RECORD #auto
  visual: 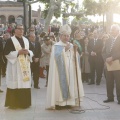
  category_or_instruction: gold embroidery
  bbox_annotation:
[11,36,30,82]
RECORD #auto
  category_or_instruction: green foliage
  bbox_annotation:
[38,0,50,3]
[43,9,48,19]
[54,12,61,18]
[51,19,61,25]
[17,0,23,2]
[62,14,69,18]
[83,0,98,15]
[83,0,120,16]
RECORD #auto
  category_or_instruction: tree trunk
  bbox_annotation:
[106,10,113,33]
[43,0,62,32]
[43,2,54,32]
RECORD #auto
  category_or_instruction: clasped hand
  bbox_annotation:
[18,48,29,55]
[106,57,113,65]
[65,43,71,51]
[91,51,96,56]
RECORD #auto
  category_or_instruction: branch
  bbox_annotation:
[51,0,61,10]
[26,0,39,5]
[62,12,84,16]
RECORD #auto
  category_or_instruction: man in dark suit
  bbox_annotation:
[88,29,104,85]
[29,33,41,89]
[1,32,10,77]
[0,38,3,92]
[103,24,120,104]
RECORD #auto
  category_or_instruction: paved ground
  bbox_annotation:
[0,76,120,120]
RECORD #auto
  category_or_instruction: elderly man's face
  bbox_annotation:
[60,34,70,43]
[110,27,119,38]
[29,34,36,42]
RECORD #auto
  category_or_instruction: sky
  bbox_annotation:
[32,2,44,11]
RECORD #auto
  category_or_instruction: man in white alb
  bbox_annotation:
[46,24,84,110]
[4,24,33,109]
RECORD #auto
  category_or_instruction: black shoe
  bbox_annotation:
[8,106,17,109]
[55,105,62,110]
[96,83,100,85]
[118,101,120,104]
[34,86,40,89]
[103,99,114,103]
[2,74,6,77]
[64,105,72,109]
[88,82,95,85]
[0,89,3,92]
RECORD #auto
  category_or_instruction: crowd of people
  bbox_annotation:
[0,22,120,110]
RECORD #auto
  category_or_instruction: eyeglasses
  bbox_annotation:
[16,28,24,30]
[30,29,34,31]
[62,34,70,38]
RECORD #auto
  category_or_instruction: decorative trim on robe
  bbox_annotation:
[11,36,30,82]
[54,45,70,100]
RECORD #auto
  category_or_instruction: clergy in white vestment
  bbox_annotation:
[4,24,33,109]
[46,24,84,110]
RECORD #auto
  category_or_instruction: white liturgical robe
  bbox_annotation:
[5,36,33,89]
[46,40,84,109]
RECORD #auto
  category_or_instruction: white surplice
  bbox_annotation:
[46,40,84,109]
[5,36,33,89]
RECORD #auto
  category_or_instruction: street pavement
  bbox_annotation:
[0,76,120,120]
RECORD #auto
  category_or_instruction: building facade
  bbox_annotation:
[0,1,40,25]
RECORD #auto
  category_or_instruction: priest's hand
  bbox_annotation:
[91,51,96,56]
[65,43,71,51]
[73,43,78,51]
[23,49,29,55]
[106,57,113,65]
[18,49,29,55]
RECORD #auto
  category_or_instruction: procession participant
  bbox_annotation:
[1,32,10,77]
[0,39,3,92]
[103,24,120,104]
[46,24,84,110]
[41,35,55,87]
[29,32,41,89]
[4,24,33,109]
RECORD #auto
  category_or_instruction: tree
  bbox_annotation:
[83,0,120,32]
[43,0,62,31]
[21,0,84,32]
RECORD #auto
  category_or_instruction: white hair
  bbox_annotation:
[111,24,120,31]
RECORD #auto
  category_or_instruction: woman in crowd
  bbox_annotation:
[81,36,90,83]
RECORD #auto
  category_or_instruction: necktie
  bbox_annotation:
[94,39,97,45]
[31,42,35,48]
[110,38,116,52]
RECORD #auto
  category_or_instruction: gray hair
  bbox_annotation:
[28,32,35,38]
[111,24,120,31]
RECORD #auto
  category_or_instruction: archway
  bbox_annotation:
[8,15,15,24]
[0,15,6,24]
